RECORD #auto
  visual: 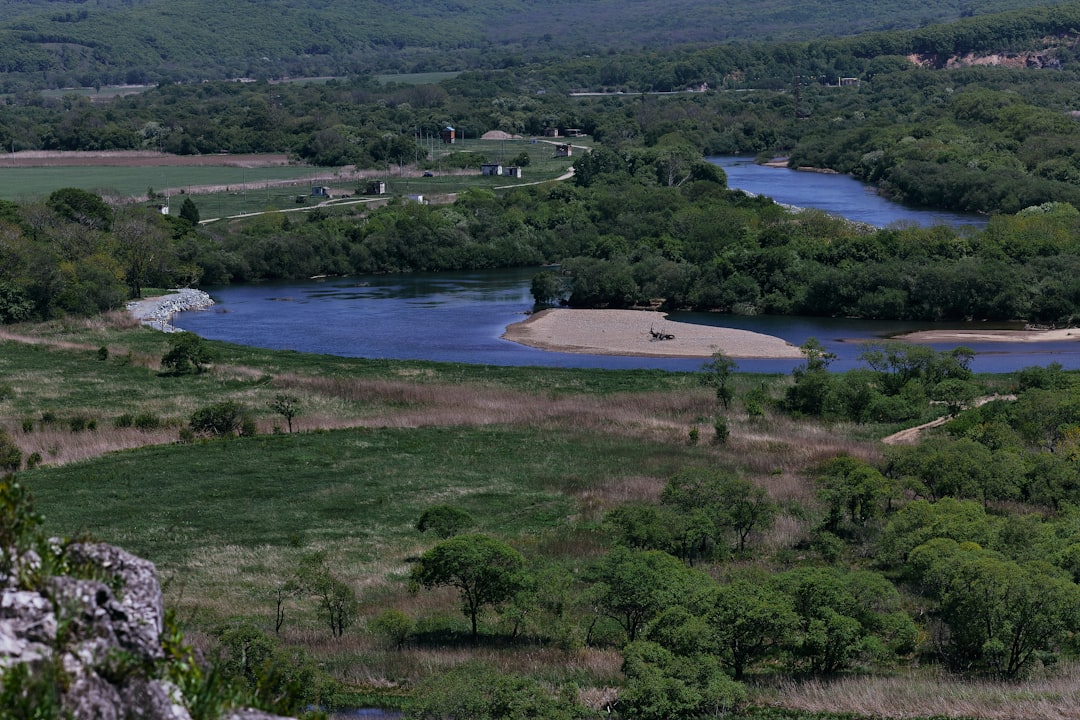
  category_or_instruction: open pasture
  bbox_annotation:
[0,162,333,202]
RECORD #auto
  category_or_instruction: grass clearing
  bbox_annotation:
[0,163,333,202]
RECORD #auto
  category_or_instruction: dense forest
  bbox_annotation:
[8,4,1080,216]
[0,0,1074,90]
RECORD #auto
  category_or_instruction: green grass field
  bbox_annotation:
[0,164,332,202]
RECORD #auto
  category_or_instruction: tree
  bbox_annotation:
[268,393,300,433]
[705,573,798,680]
[46,188,113,231]
[815,455,895,532]
[179,197,200,226]
[161,331,214,374]
[530,270,563,306]
[588,546,701,642]
[415,505,476,538]
[909,539,1080,677]
[112,208,171,299]
[700,351,736,409]
[298,554,359,638]
[662,469,777,554]
[410,534,524,644]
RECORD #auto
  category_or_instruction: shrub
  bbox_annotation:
[161,332,215,374]
[114,413,135,429]
[0,429,21,472]
[713,417,729,445]
[415,505,476,538]
[20,418,33,434]
[190,401,253,437]
[133,412,161,430]
[69,415,96,432]
[369,609,415,649]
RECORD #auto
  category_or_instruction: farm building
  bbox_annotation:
[544,127,560,137]
[311,186,332,197]
[554,144,572,157]
[440,126,456,144]
[481,163,503,176]
[365,180,387,195]
[504,166,523,178]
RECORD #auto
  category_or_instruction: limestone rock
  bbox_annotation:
[0,541,295,720]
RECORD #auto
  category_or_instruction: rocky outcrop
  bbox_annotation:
[0,541,293,720]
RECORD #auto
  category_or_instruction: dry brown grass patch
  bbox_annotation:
[770,669,1080,720]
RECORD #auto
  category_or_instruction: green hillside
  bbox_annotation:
[1,0,1077,89]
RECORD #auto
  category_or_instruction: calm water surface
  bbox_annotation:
[173,270,1080,373]
[174,161,1079,371]
[709,156,988,228]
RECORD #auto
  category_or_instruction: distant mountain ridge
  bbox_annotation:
[0,0,1076,89]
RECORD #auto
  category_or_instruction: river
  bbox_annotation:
[172,160,1079,372]
[709,157,988,228]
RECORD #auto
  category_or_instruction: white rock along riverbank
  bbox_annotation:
[125,289,214,332]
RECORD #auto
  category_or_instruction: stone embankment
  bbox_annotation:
[126,289,214,332]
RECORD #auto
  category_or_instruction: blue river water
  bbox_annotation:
[711,157,988,229]
[172,160,1080,373]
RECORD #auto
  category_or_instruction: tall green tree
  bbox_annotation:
[410,534,524,644]
[588,546,703,642]
[662,469,777,554]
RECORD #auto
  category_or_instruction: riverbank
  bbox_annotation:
[502,308,803,358]
[126,289,214,332]
[897,327,1080,344]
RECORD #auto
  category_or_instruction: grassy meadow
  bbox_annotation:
[0,313,851,688]
[0,164,333,203]
[6,314,1080,716]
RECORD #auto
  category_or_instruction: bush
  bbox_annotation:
[133,412,161,430]
[369,609,414,649]
[713,417,729,445]
[114,413,134,429]
[415,505,476,538]
[0,429,21,472]
[161,332,215,374]
[190,401,254,437]
[69,415,96,433]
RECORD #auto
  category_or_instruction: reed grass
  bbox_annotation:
[765,668,1080,719]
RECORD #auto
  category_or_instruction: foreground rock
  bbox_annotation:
[0,541,293,720]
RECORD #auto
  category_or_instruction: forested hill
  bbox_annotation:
[0,0,1076,89]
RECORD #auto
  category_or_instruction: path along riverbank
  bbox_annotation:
[126,289,214,332]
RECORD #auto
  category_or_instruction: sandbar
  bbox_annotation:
[897,327,1080,344]
[502,309,803,359]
